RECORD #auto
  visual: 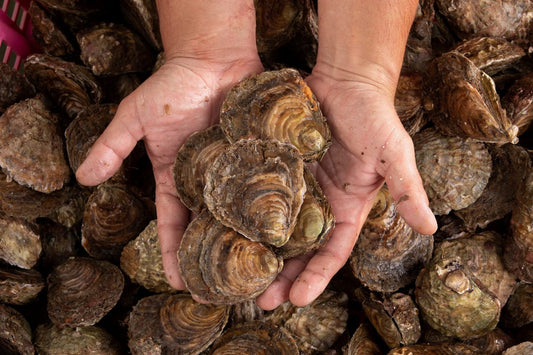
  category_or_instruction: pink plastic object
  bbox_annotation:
[0,0,39,69]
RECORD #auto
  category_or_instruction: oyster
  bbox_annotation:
[0,266,45,305]
[204,138,305,247]
[0,304,34,355]
[178,210,283,305]
[464,328,515,355]
[343,322,383,355]
[413,127,492,215]
[349,185,433,292]
[387,343,483,355]
[209,320,299,354]
[120,0,162,51]
[415,231,516,340]
[229,299,265,326]
[24,53,102,121]
[266,289,349,354]
[120,219,174,293]
[0,62,35,114]
[395,70,429,136]
[77,23,156,76]
[34,322,121,355]
[127,293,230,355]
[0,215,41,269]
[425,51,518,144]
[501,72,533,136]
[403,0,435,72]
[502,342,533,355]
[47,257,125,327]
[38,218,80,273]
[220,68,331,162]
[500,282,533,329]
[0,95,71,193]
[173,125,229,214]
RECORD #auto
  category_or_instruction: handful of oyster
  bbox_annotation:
[173,68,334,305]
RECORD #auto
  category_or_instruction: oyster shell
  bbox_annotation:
[403,0,435,72]
[34,322,121,355]
[47,257,125,327]
[209,320,299,354]
[425,51,518,144]
[120,0,162,51]
[415,231,516,340]
[77,23,156,76]
[38,218,80,273]
[501,72,533,136]
[395,70,429,136]
[500,282,533,329]
[343,322,383,355]
[127,293,230,355]
[178,210,283,305]
[0,95,71,193]
[0,304,34,355]
[173,125,229,214]
[120,219,174,293]
[464,328,515,355]
[0,62,35,114]
[349,186,433,292]
[0,215,41,269]
[413,127,492,215]
[387,342,483,355]
[0,266,45,305]
[502,342,533,355]
[204,138,306,247]
[220,68,331,162]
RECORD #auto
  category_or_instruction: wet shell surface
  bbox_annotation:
[47,256,125,327]
[178,210,283,305]
[0,96,71,193]
[220,68,331,162]
[204,138,306,247]
[127,293,230,355]
[414,127,492,215]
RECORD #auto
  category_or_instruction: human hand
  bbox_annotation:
[256,69,438,310]
[75,56,263,289]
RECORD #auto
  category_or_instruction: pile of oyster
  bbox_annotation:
[0,0,533,354]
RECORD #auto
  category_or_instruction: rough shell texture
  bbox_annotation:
[266,289,348,354]
[0,266,45,305]
[38,219,80,273]
[178,210,283,305]
[426,51,518,144]
[119,0,162,51]
[0,304,34,355]
[464,328,515,355]
[209,320,299,354]
[120,219,174,293]
[343,322,382,355]
[502,342,533,355]
[34,323,121,355]
[415,231,517,340]
[47,257,124,327]
[0,96,71,193]
[127,293,230,355]
[500,282,533,329]
[395,70,429,136]
[77,23,156,76]
[220,68,331,162]
[350,186,434,292]
[0,216,41,269]
[0,62,35,114]
[387,342,483,355]
[501,72,533,135]
[204,138,306,247]
[173,125,229,214]
[414,127,492,215]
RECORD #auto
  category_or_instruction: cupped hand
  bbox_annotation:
[256,69,438,310]
[76,56,263,289]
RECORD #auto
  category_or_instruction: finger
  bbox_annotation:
[76,100,143,186]
[255,252,313,310]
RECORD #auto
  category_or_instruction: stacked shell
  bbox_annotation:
[173,68,333,305]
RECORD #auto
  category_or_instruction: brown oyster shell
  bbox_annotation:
[178,210,283,305]
[355,288,421,349]
[0,304,35,355]
[0,215,41,269]
[229,299,265,326]
[0,62,35,114]
[209,320,299,354]
[395,70,429,136]
[77,23,156,76]
[502,72,533,136]
[120,0,162,51]
[403,0,435,72]
[64,103,117,173]
[34,322,121,355]
[426,51,518,144]
[349,186,434,292]
[414,127,492,215]
[81,180,152,262]
[464,328,515,355]
[265,289,348,354]
[38,218,80,273]
[220,68,331,162]
[0,95,71,193]
[388,342,483,355]
[120,219,174,293]
[276,166,334,259]
[204,138,306,247]
[343,322,383,355]
[504,166,533,282]
[128,293,230,355]
[502,342,533,355]
[47,256,125,327]
[0,266,45,305]
[173,125,229,214]
[24,53,102,120]
[414,231,517,340]
[500,282,533,329]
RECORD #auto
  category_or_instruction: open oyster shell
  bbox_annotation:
[0,215,41,269]
[349,186,433,292]
[414,127,492,215]
[47,257,125,327]
[127,293,230,355]
[415,231,517,340]
[220,68,331,162]
[204,138,306,247]
[0,62,35,114]
[178,210,283,305]
[0,304,34,355]
[0,266,45,305]
[0,95,71,193]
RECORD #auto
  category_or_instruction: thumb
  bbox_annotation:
[75,102,143,186]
